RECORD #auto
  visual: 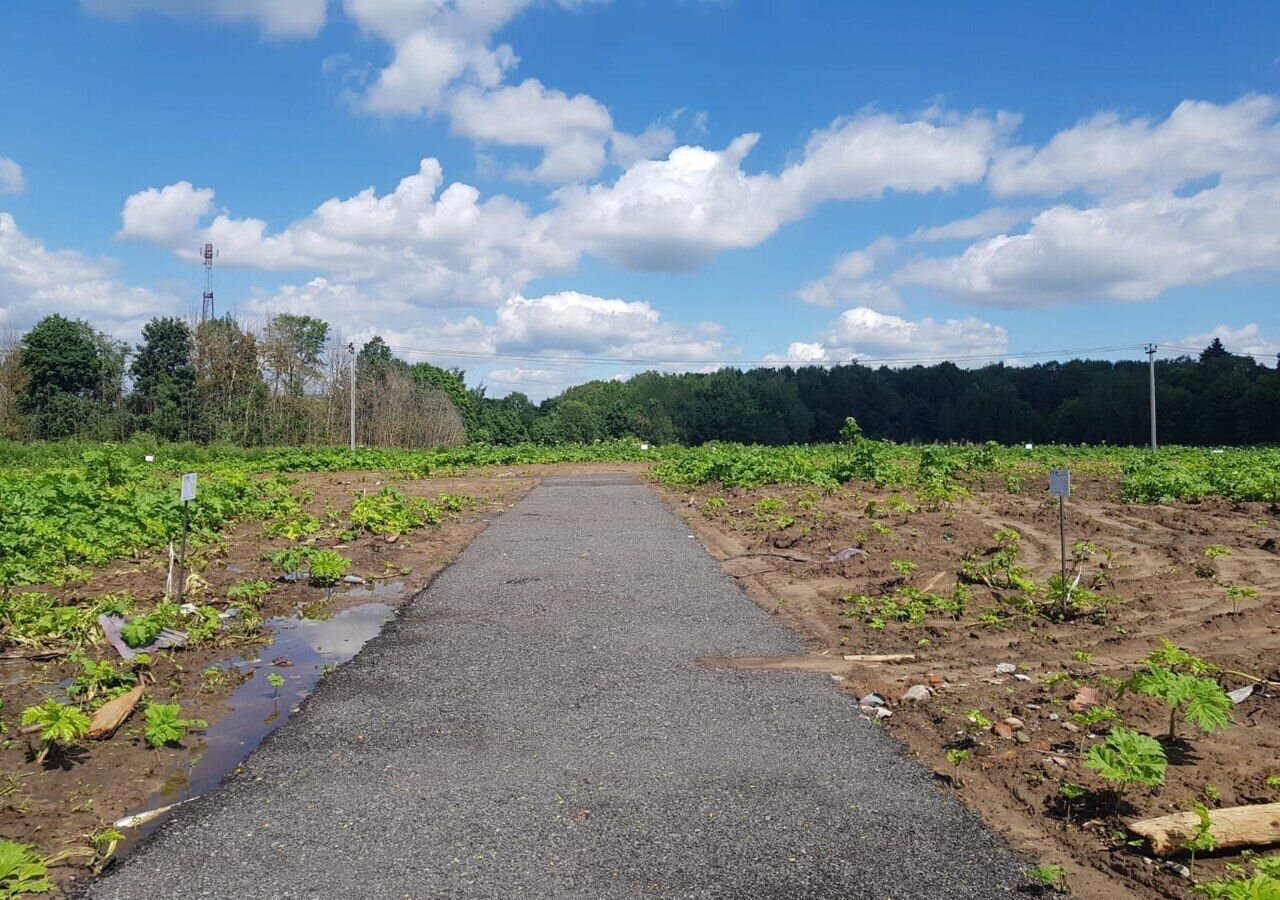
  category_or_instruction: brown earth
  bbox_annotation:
[0,467,545,893]
[657,475,1280,900]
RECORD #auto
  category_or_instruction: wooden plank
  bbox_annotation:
[87,685,144,740]
[842,653,916,663]
[1129,803,1280,856]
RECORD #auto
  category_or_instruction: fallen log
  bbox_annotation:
[1129,802,1280,856]
[87,685,144,740]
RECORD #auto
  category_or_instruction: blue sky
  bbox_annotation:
[1,1,1278,398]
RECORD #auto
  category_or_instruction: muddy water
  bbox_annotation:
[116,600,395,848]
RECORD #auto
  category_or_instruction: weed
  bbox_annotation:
[350,488,441,536]
[20,700,90,764]
[226,579,272,603]
[143,702,207,748]
[1125,666,1232,741]
[66,654,137,706]
[1203,545,1233,559]
[1195,857,1280,899]
[0,840,52,896]
[267,672,284,697]
[1224,584,1257,615]
[1027,864,1067,892]
[1059,783,1085,826]
[1181,802,1218,877]
[1084,727,1167,806]
[890,559,918,577]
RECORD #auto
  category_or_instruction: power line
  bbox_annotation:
[380,342,1146,369]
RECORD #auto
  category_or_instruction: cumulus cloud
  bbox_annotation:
[797,237,901,309]
[990,94,1280,199]
[120,159,575,309]
[1176,323,1279,365]
[897,179,1280,305]
[0,213,172,335]
[449,80,615,183]
[555,109,1003,270]
[81,0,327,38]
[767,307,1008,367]
[0,158,24,195]
[119,181,215,244]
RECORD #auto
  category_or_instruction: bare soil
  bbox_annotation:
[658,475,1280,900]
[0,468,538,893]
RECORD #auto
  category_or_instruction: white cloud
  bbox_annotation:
[1176,324,1279,364]
[796,237,901,310]
[81,0,327,38]
[0,213,171,335]
[897,179,1280,305]
[449,80,614,183]
[120,159,575,309]
[910,207,1036,243]
[0,158,24,195]
[768,307,1008,367]
[990,95,1280,198]
[119,181,215,244]
[555,109,1004,270]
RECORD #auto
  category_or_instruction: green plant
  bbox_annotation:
[0,840,53,897]
[267,672,284,697]
[1059,783,1085,826]
[143,702,207,748]
[20,700,91,764]
[1265,775,1280,790]
[226,579,272,602]
[307,549,351,585]
[1203,545,1233,559]
[1182,802,1218,876]
[1084,727,1167,803]
[1125,666,1233,740]
[1195,857,1280,899]
[1225,585,1257,615]
[960,529,1036,592]
[67,655,137,706]
[1027,864,1067,891]
[120,616,162,649]
[964,709,992,730]
[1071,650,1093,664]
[350,488,441,536]
[890,559,918,577]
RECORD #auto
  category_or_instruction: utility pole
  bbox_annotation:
[1145,343,1158,452]
[348,342,357,451]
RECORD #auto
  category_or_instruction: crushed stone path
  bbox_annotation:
[89,474,1028,899]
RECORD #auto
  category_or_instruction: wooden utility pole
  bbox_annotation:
[1145,343,1158,452]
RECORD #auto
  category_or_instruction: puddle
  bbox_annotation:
[340,579,405,600]
[115,601,393,849]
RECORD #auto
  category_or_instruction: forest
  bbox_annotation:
[1,312,1277,448]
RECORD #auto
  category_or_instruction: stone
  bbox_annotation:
[902,685,932,702]
[994,662,1017,675]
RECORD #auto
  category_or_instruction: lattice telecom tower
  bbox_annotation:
[200,243,217,322]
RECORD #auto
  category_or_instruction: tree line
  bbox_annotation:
[1,312,1275,448]
[0,314,464,446]
[471,340,1279,447]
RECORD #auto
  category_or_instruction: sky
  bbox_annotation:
[1,0,1278,399]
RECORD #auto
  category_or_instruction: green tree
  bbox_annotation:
[18,314,126,439]
[130,317,195,440]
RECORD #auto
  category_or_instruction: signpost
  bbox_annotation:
[176,474,196,603]
[1048,468,1070,615]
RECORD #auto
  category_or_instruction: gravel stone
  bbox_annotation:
[89,475,1028,900]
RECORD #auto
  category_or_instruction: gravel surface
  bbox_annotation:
[88,475,1029,899]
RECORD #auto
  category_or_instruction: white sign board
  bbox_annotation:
[1048,468,1070,497]
[180,473,198,503]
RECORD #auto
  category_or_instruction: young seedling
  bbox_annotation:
[1224,585,1257,615]
[20,700,90,765]
[1026,864,1067,893]
[267,672,285,699]
[945,748,968,785]
[1058,783,1085,827]
[1181,802,1217,877]
[1084,727,1167,811]
[143,702,207,749]
[1125,666,1232,741]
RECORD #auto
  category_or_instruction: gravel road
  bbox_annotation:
[88,474,1029,899]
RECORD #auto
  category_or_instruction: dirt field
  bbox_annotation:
[0,468,545,893]
[658,474,1280,899]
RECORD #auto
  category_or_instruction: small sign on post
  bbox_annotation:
[1048,468,1070,615]
[176,474,197,603]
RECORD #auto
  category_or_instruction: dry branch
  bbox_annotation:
[1129,802,1280,856]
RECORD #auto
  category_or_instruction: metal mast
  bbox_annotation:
[200,243,217,323]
